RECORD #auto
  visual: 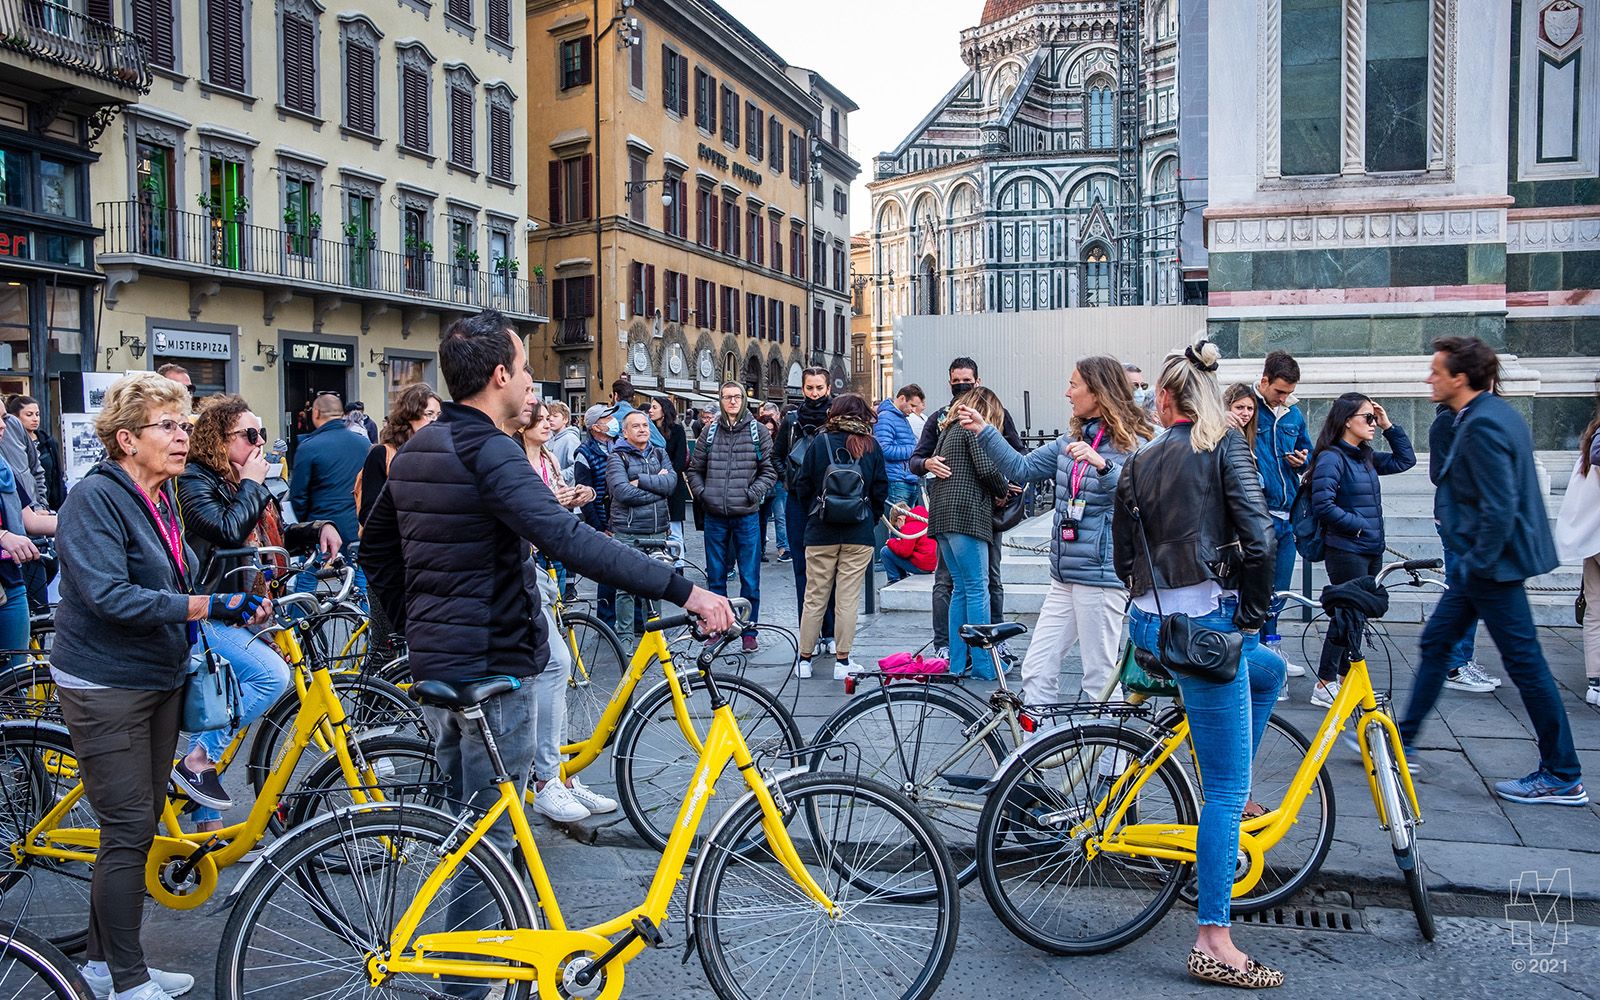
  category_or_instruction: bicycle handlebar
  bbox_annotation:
[644,597,751,641]
[1376,558,1444,587]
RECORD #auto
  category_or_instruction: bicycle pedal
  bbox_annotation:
[632,916,665,949]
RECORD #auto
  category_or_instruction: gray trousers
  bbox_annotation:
[931,533,1005,648]
[58,685,183,994]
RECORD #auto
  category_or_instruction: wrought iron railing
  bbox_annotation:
[100,199,548,320]
[554,319,592,347]
[0,0,151,91]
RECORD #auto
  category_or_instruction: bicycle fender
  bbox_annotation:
[0,719,73,744]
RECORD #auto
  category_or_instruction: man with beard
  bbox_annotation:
[775,367,836,653]
[909,357,1025,664]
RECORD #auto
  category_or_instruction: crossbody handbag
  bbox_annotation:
[1124,452,1243,684]
[183,631,241,733]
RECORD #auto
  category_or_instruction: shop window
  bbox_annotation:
[0,285,28,377]
[0,149,29,208]
[386,356,432,411]
[37,159,79,219]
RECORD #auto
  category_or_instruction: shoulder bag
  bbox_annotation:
[1124,452,1243,684]
[183,629,241,733]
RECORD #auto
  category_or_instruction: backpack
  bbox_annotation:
[784,417,817,488]
[1289,471,1324,562]
[704,418,763,460]
[810,435,871,526]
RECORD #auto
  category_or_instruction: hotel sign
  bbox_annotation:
[697,143,763,188]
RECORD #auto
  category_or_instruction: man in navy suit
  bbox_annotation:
[1399,336,1585,806]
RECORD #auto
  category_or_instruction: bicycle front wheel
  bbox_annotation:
[1367,721,1435,940]
[692,772,959,1000]
[975,722,1199,955]
[809,681,1004,886]
[215,805,536,1000]
[0,925,94,999]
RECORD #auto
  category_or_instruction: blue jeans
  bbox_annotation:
[1129,600,1284,927]
[762,484,789,553]
[785,499,833,640]
[0,582,28,666]
[1436,528,1476,670]
[704,513,760,635]
[1400,561,1581,783]
[936,533,990,678]
[290,547,368,612]
[886,479,921,510]
[1264,516,1296,636]
[879,545,927,585]
[188,621,292,823]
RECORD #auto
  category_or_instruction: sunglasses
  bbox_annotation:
[1130,382,1149,391]
[228,427,264,445]
[1356,413,1378,426]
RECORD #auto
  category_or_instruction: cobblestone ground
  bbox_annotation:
[124,528,1598,998]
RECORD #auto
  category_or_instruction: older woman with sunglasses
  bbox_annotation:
[54,374,275,1000]
[174,394,341,830]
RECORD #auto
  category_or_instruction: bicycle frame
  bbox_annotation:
[375,697,836,998]
[557,623,705,780]
[18,628,383,909]
[1079,652,1423,897]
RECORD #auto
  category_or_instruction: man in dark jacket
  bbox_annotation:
[689,381,775,651]
[363,311,733,882]
[1399,336,1584,806]
[775,367,835,648]
[289,393,370,599]
[1426,403,1497,693]
[910,357,1025,661]
[606,409,675,644]
[573,403,618,628]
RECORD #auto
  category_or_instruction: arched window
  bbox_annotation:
[1082,244,1111,307]
[917,256,938,315]
[1087,80,1114,149]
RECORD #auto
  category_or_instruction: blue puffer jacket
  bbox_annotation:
[874,398,919,484]
[1309,425,1416,555]
[976,418,1133,588]
[1252,392,1313,512]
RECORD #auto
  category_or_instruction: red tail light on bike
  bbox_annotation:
[1019,713,1037,733]
[843,676,857,695]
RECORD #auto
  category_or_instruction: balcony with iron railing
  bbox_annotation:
[99,199,548,324]
[0,0,151,96]
[552,319,593,350]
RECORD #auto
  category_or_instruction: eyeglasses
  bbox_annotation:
[1357,413,1378,426]
[721,393,744,401]
[137,418,188,436]
[227,427,263,445]
[1130,382,1149,391]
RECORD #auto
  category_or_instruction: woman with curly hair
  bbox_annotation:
[175,393,341,831]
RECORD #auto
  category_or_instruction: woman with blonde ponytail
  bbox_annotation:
[1112,334,1286,989]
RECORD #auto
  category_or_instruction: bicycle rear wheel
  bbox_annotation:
[975,722,1198,955]
[0,722,92,954]
[613,672,802,855]
[692,771,959,1000]
[214,805,536,1000]
[809,681,1004,886]
[559,610,626,743]
[0,925,94,999]
[1366,721,1435,940]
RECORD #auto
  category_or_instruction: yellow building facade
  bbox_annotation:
[89,0,543,440]
[526,0,851,411]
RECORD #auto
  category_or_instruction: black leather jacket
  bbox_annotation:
[176,461,328,594]
[1113,424,1276,631]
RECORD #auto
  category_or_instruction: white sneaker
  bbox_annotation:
[531,781,590,823]
[1262,636,1305,677]
[1588,679,1600,707]
[932,646,949,662]
[794,658,813,679]
[833,659,862,681]
[565,777,617,815]
[1277,685,1289,702]
[1445,661,1499,693]
[1309,679,1341,709]
[92,967,193,1000]
[820,638,837,655]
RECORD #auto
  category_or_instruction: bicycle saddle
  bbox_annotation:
[411,676,522,710]
[958,622,1028,648]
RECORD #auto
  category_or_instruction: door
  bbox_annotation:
[208,157,246,269]
[135,142,173,257]
[348,194,374,289]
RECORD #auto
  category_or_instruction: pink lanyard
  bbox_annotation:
[1068,426,1106,499]
[133,482,185,578]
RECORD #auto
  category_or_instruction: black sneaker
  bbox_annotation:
[171,761,233,811]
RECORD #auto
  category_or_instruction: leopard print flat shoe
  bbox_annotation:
[1187,949,1285,989]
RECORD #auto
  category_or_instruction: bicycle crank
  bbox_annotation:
[144,836,219,908]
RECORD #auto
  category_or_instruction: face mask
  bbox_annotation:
[1132,387,1154,409]
[950,382,975,400]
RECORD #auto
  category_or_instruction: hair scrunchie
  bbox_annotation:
[1184,343,1220,373]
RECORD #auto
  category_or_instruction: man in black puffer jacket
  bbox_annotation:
[363,311,733,869]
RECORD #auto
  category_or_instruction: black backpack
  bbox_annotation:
[810,435,871,526]
[1289,470,1324,562]
[784,418,818,489]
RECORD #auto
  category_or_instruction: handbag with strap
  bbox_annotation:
[182,630,241,733]
[1124,453,1243,684]
[992,486,1027,534]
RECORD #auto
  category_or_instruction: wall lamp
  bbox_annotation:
[624,177,674,207]
[257,340,279,367]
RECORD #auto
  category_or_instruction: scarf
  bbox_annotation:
[797,395,832,432]
[826,416,874,439]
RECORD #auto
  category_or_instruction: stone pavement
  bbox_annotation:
[130,528,1600,997]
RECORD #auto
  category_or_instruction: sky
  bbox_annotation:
[713,0,976,235]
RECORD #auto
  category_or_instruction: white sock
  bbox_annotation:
[83,961,110,977]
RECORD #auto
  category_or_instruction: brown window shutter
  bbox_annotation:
[86,0,113,25]
[709,196,719,250]
[661,45,671,109]
[579,154,593,220]
[489,104,512,181]
[487,0,509,40]
[450,86,474,167]
[447,0,470,21]
[581,276,596,317]
[629,262,641,315]
[403,66,429,151]
[644,264,656,316]
[283,15,315,114]
[132,0,175,70]
[346,43,375,133]
[207,0,246,90]
[677,55,689,116]
[548,161,562,225]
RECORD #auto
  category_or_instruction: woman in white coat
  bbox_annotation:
[1555,399,1600,707]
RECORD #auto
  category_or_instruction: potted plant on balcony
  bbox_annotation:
[404,234,432,256]
[492,255,520,277]
[307,212,321,237]
[283,206,299,233]
[232,196,249,220]
[197,193,223,217]
[532,264,544,279]
[454,245,480,268]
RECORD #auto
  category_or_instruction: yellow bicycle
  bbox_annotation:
[214,611,960,1000]
[975,559,1440,953]
[0,560,437,953]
